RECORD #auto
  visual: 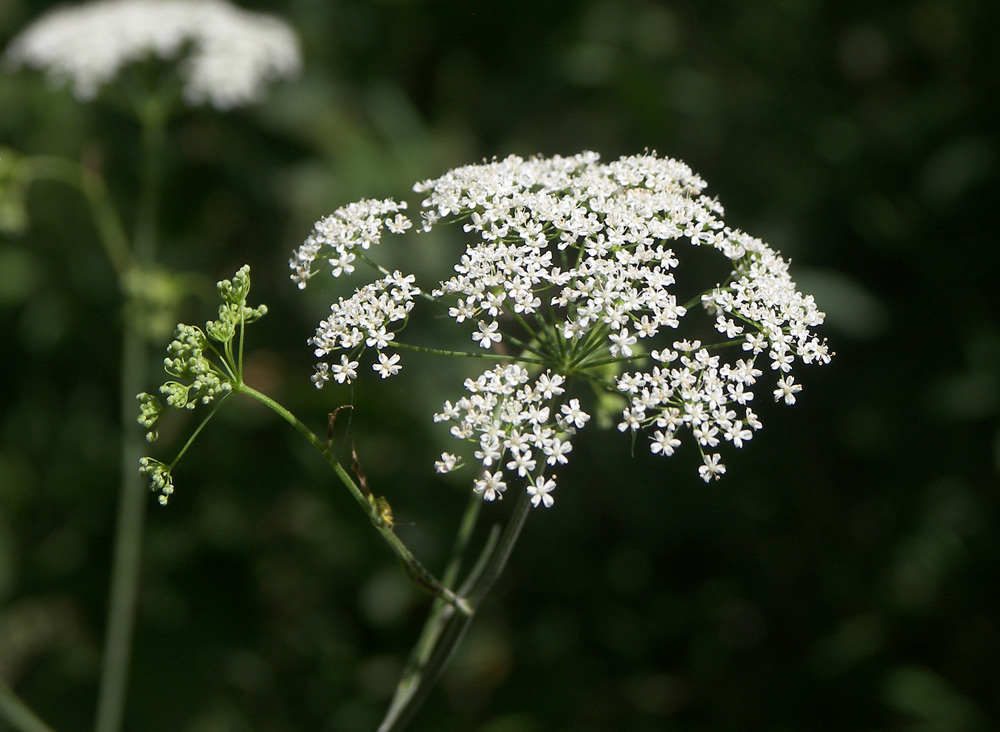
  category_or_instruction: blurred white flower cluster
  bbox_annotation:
[292,152,832,502]
[2,0,301,109]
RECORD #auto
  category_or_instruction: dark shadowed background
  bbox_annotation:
[1,1,998,731]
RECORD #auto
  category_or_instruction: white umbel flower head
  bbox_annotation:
[2,0,301,109]
[294,152,832,504]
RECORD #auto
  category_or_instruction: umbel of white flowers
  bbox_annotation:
[291,151,832,506]
[2,0,301,109]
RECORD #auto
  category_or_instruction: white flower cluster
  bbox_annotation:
[291,198,410,289]
[309,271,420,386]
[418,151,699,355]
[433,365,588,507]
[2,0,301,109]
[293,151,831,503]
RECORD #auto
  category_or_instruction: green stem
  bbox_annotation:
[0,678,59,732]
[95,101,168,732]
[232,383,470,613]
[567,323,612,370]
[133,103,168,262]
[381,490,483,722]
[167,394,231,471]
[377,491,533,732]
[388,340,547,366]
[94,319,146,732]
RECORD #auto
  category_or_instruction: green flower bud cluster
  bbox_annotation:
[137,265,266,503]
[205,265,268,343]
[136,323,232,443]
[163,324,231,407]
[138,458,174,506]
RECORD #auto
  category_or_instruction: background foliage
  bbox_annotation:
[1,0,998,730]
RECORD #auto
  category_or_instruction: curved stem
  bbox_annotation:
[232,383,469,613]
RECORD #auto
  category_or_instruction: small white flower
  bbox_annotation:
[527,476,556,508]
[560,399,590,429]
[617,406,643,433]
[506,450,536,478]
[609,328,637,358]
[773,375,802,405]
[434,400,460,422]
[471,320,502,348]
[536,372,565,399]
[474,471,507,501]
[310,363,329,388]
[448,299,476,323]
[544,437,572,465]
[373,351,401,379]
[698,453,726,482]
[434,452,460,473]
[724,420,753,449]
[331,355,359,384]
[385,213,412,234]
[650,430,681,456]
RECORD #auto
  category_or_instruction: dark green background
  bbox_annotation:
[2,0,998,730]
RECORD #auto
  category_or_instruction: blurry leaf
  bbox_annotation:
[0,148,29,234]
[0,246,39,303]
[794,266,888,339]
[883,665,988,730]
[919,136,994,209]
[808,615,884,676]
[889,479,979,609]
[928,325,1000,420]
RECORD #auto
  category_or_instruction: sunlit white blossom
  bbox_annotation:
[293,151,831,505]
[527,476,556,508]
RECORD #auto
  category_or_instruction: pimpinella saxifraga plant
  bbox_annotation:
[136,151,831,732]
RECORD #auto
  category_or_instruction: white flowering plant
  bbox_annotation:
[2,0,301,109]
[126,151,830,731]
[0,4,301,732]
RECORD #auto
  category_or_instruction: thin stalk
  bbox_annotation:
[0,678,59,732]
[94,320,145,732]
[382,491,483,721]
[133,103,168,262]
[166,395,231,470]
[233,383,470,613]
[499,331,550,361]
[95,101,167,732]
[388,341,548,366]
[567,327,611,370]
